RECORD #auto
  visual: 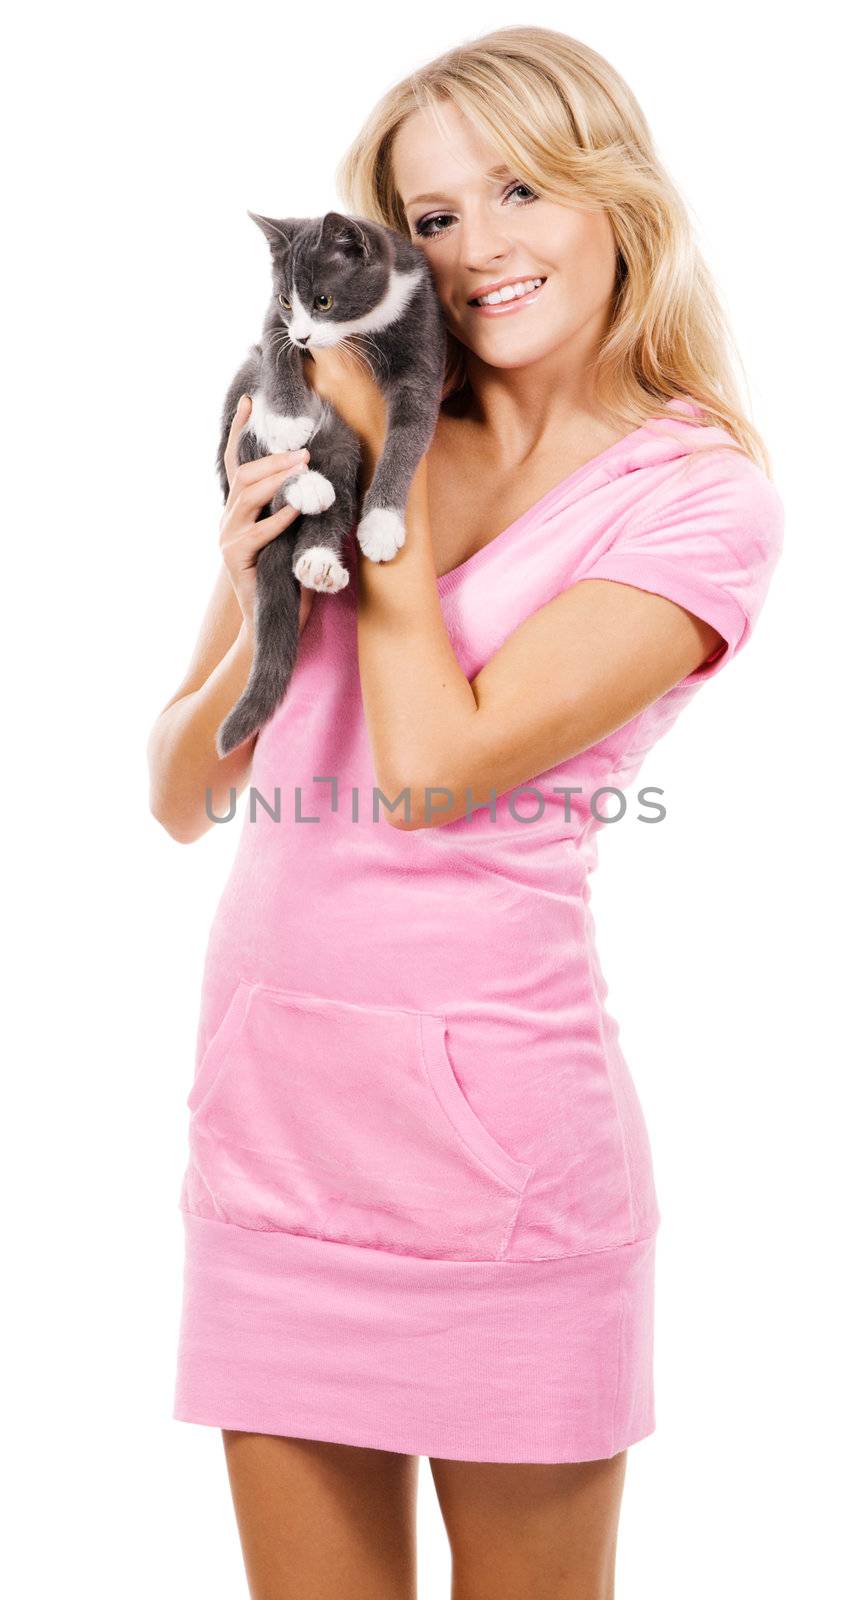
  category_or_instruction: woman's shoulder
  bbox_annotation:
[566,402,786,683]
[622,399,785,553]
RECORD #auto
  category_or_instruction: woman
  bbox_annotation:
[149,26,784,1599]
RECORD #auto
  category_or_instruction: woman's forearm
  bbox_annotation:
[148,623,258,843]
[355,456,480,826]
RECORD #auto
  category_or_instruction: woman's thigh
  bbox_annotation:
[221,1430,420,1600]
[428,1450,628,1600]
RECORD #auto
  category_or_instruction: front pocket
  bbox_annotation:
[187,984,533,1260]
[186,981,256,1116]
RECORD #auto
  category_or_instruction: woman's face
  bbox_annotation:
[392,99,619,375]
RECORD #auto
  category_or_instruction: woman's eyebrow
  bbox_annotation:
[404,163,513,208]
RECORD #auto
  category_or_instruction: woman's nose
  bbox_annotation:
[459,214,513,271]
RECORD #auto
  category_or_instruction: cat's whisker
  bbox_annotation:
[272,333,294,373]
[350,332,392,384]
[329,341,372,385]
[339,335,384,386]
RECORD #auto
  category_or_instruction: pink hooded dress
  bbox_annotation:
[172,398,784,1463]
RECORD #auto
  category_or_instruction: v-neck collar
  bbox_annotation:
[435,399,699,596]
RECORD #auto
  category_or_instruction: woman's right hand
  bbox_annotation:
[219,393,316,635]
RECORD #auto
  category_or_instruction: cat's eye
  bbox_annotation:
[278,292,291,311]
[314,294,334,312]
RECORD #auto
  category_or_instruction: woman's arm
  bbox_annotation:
[147,569,260,843]
[355,453,722,830]
[148,397,313,843]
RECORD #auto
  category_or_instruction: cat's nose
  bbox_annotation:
[295,334,310,345]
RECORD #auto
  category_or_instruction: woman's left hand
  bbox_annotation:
[303,345,387,484]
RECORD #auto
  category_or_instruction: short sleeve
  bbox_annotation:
[574,448,785,686]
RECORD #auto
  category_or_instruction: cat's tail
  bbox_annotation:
[216,535,301,758]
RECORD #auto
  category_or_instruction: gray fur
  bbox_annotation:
[215,210,447,757]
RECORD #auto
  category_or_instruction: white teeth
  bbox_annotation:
[474,277,542,307]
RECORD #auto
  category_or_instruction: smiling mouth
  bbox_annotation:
[468,276,547,307]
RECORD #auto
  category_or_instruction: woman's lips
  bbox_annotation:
[467,278,547,316]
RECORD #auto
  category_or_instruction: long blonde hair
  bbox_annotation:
[335,25,773,478]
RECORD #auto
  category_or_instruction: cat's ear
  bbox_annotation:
[318,211,371,259]
[247,211,296,256]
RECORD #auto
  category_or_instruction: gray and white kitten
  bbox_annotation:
[215,209,447,758]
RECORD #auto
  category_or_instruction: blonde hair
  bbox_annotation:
[335,25,773,478]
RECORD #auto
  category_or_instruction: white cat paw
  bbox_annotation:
[285,470,336,514]
[247,395,317,453]
[283,415,316,448]
[293,546,350,593]
[357,507,406,562]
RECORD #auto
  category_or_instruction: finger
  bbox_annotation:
[230,448,310,490]
[242,498,304,556]
[223,393,253,482]
[227,464,312,512]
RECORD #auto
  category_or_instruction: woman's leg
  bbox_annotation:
[221,1430,420,1600]
[428,1449,628,1600]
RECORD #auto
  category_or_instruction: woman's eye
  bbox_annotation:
[413,182,537,241]
[415,213,454,240]
[507,182,537,204]
[314,293,334,311]
[278,293,291,311]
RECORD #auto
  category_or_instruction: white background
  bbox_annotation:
[4,2,859,1595]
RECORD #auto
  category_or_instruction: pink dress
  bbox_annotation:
[173,398,784,1463]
